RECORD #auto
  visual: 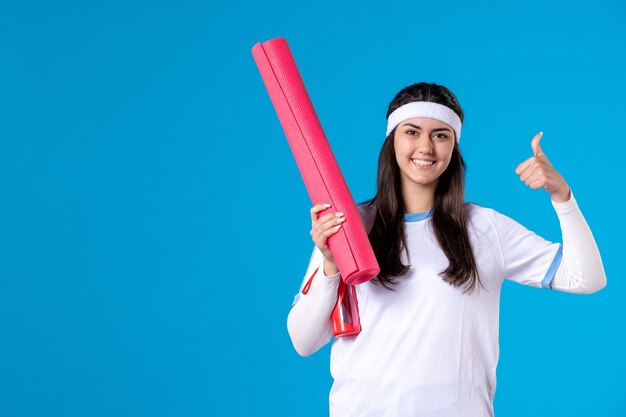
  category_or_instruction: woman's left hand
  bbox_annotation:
[514,132,571,203]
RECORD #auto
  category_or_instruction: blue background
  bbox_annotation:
[1,0,624,416]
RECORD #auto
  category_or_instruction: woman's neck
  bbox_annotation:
[402,181,437,213]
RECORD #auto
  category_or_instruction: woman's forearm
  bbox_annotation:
[550,191,607,294]
[287,255,341,357]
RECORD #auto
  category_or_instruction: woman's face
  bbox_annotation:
[393,117,456,191]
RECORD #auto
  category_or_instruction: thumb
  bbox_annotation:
[531,131,544,156]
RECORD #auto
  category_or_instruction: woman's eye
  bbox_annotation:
[434,134,449,139]
[406,130,417,135]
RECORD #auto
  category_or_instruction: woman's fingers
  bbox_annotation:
[519,160,541,182]
[313,212,346,241]
[310,203,331,224]
[531,132,544,156]
[322,223,343,241]
[514,156,534,176]
[309,204,346,252]
[517,157,563,193]
[319,211,345,226]
[517,156,551,183]
[524,170,546,189]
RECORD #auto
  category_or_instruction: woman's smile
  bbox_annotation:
[411,158,436,167]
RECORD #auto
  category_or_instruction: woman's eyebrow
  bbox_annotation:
[402,123,452,133]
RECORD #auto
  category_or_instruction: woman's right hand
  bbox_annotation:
[310,203,346,265]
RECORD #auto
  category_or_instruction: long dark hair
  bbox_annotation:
[366,82,482,293]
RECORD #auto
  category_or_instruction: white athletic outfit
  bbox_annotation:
[287,191,606,417]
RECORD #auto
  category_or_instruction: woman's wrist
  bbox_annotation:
[550,185,571,203]
[323,257,340,278]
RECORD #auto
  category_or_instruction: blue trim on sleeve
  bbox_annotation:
[292,293,301,306]
[541,244,563,289]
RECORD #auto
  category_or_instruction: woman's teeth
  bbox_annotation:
[411,159,435,166]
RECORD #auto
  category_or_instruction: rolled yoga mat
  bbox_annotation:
[251,37,379,285]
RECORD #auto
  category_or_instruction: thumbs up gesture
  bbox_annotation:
[514,132,571,203]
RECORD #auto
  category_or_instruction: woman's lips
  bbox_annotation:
[411,158,435,167]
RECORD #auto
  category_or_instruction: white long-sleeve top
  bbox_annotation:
[287,191,606,417]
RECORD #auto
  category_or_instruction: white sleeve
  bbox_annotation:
[489,206,563,289]
[287,246,341,357]
[549,191,607,294]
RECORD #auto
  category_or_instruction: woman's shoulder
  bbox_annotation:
[465,201,498,218]
[465,202,508,230]
[356,198,376,209]
[465,202,525,235]
[356,198,377,232]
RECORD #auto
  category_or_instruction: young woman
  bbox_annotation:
[286,82,606,417]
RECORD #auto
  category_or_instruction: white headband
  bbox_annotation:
[386,101,462,142]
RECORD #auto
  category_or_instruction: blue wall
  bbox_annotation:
[1,0,624,415]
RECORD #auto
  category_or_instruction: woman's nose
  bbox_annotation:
[416,136,434,154]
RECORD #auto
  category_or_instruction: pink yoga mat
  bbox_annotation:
[251,37,379,285]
